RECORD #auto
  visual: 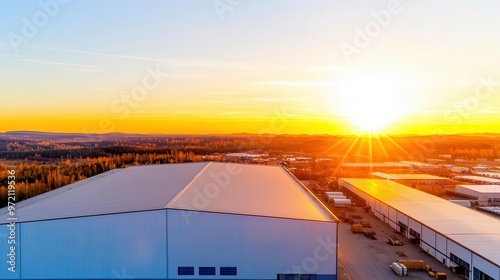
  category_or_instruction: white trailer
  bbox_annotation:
[332,198,352,207]
[449,200,472,207]
[328,195,347,203]
[390,262,407,276]
[326,191,343,195]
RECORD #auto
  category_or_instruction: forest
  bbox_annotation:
[1,131,499,206]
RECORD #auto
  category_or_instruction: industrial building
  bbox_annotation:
[474,172,500,179]
[455,185,500,205]
[341,162,409,168]
[370,172,449,185]
[339,178,500,280]
[0,162,337,280]
[454,175,500,185]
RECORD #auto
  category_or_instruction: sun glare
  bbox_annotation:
[335,72,413,134]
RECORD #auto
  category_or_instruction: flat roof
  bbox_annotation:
[400,161,438,167]
[341,162,409,167]
[474,172,500,178]
[371,172,448,180]
[340,178,500,266]
[0,162,333,223]
[456,185,500,194]
[454,175,500,184]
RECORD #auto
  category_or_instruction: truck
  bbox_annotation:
[360,219,371,227]
[351,224,364,233]
[390,262,407,276]
[398,260,425,270]
[435,272,447,280]
[388,235,403,246]
[327,195,347,204]
[332,198,352,207]
[363,230,376,239]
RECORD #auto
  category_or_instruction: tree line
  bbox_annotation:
[0,151,201,207]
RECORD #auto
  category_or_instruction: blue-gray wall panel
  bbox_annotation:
[167,210,337,279]
[20,210,167,279]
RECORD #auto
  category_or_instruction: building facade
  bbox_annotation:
[340,178,500,280]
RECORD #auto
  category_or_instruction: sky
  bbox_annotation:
[1,0,499,135]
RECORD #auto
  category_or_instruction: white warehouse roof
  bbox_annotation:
[454,175,500,184]
[371,172,447,180]
[456,185,500,194]
[0,162,333,223]
[340,178,500,266]
[341,162,408,167]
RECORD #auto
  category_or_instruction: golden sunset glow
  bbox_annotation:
[335,71,414,133]
[1,1,499,135]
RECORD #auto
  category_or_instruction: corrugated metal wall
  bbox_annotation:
[1,209,337,280]
[472,253,500,280]
[19,210,167,279]
[167,209,337,279]
[388,206,397,229]
[436,233,448,265]
[421,225,436,257]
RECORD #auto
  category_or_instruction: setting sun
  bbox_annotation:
[335,72,415,133]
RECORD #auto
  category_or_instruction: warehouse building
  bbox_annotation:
[370,172,449,185]
[0,162,337,280]
[341,162,409,169]
[339,178,500,280]
[455,185,500,206]
[454,175,500,185]
[474,172,500,179]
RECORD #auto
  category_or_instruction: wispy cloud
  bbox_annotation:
[87,87,126,94]
[26,45,252,70]
[19,58,102,72]
[304,65,347,73]
[251,80,333,87]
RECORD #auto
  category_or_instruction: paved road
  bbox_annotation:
[337,208,467,280]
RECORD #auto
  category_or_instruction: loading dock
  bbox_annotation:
[339,178,500,280]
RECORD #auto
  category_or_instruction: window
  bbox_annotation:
[398,221,407,235]
[220,267,237,276]
[178,267,194,275]
[199,267,216,275]
[409,228,420,239]
[473,268,495,280]
[450,253,470,277]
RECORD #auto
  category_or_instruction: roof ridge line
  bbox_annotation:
[164,161,212,208]
[281,166,338,222]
